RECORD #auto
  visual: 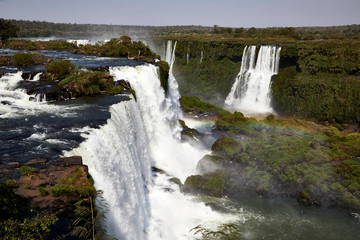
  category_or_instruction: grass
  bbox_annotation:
[20,166,39,176]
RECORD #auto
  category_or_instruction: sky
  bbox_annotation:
[0,0,359,28]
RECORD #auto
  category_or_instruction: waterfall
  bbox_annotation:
[67,64,237,239]
[67,100,152,239]
[200,50,204,64]
[0,72,58,118]
[110,65,203,180]
[225,45,281,115]
[164,40,183,121]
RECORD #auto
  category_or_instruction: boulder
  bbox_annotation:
[183,171,226,197]
[196,154,225,174]
[211,137,243,158]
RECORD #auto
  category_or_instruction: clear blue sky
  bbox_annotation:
[0,0,359,27]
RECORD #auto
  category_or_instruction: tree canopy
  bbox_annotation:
[0,18,19,41]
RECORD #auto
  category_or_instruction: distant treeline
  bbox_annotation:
[8,19,211,39]
[7,19,360,41]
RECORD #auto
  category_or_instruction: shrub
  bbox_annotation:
[45,60,76,80]
[12,52,46,67]
[50,184,96,198]
[20,166,38,176]
[38,186,49,196]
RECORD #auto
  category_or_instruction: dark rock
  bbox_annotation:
[151,166,166,176]
[5,162,21,170]
[21,72,31,80]
[205,202,226,211]
[179,120,204,142]
[1,100,11,105]
[24,158,48,166]
[90,66,109,72]
[17,77,72,102]
[297,192,314,206]
[117,79,131,89]
[56,156,83,167]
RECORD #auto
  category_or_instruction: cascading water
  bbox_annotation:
[0,72,56,118]
[67,100,152,239]
[164,40,183,121]
[67,64,238,239]
[225,45,281,115]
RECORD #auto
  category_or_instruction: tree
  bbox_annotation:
[120,35,131,44]
[0,18,19,41]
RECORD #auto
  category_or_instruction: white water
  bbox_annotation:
[225,45,281,115]
[0,72,62,118]
[110,65,204,180]
[200,50,204,64]
[67,64,239,239]
[67,100,152,239]
[67,39,90,46]
[164,40,183,121]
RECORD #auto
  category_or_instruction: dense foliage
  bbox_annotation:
[173,40,244,104]
[73,36,158,58]
[7,19,360,41]
[272,40,360,124]
[12,52,46,67]
[45,60,76,80]
[172,38,360,124]
[0,18,19,41]
[59,71,123,97]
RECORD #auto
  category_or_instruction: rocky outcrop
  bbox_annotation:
[17,72,73,101]
[14,156,95,210]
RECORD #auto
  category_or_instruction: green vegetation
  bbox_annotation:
[173,38,360,124]
[181,97,360,211]
[173,40,242,104]
[0,212,59,240]
[59,71,122,97]
[12,52,46,67]
[7,19,360,41]
[45,60,76,80]
[190,223,242,240]
[38,186,49,196]
[184,171,226,197]
[180,95,226,114]
[0,179,59,240]
[50,171,96,198]
[156,60,169,91]
[0,18,19,41]
[272,40,360,124]
[20,166,39,176]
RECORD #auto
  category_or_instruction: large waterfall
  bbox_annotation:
[67,64,237,239]
[225,45,281,115]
